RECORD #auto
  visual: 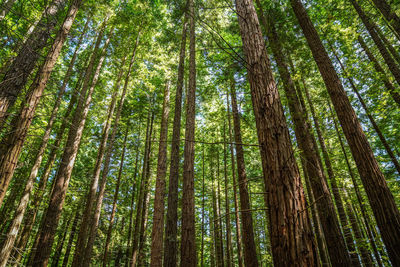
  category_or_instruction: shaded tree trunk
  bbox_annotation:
[235,0,318,265]
[180,0,197,264]
[200,147,205,267]
[61,207,81,267]
[211,157,223,267]
[223,121,233,267]
[51,215,71,267]
[291,0,400,264]
[371,0,400,39]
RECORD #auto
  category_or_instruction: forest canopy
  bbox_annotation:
[0,0,399,266]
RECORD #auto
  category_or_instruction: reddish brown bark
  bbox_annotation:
[291,0,400,264]
[235,0,317,265]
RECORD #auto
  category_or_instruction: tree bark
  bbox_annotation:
[0,0,81,207]
[291,0,400,264]
[223,121,233,267]
[51,215,71,267]
[149,81,170,267]
[211,153,223,267]
[235,0,317,265]
[163,5,187,266]
[180,0,197,264]
[30,19,111,266]
[200,147,205,267]
[0,0,67,123]
[61,207,81,267]
[371,0,400,39]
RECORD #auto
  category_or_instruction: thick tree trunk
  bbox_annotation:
[163,6,187,267]
[0,0,67,123]
[371,0,400,39]
[0,0,81,207]
[235,0,317,265]
[229,77,259,267]
[291,0,400,264]
[149,81,170,266]
[180,0,197,264]
[257,8,352,266]
[72,55,126,267]
[30,19,111,265]
[103,128,129,267]
[350,0,400,87]
[62,207,81,267]
[226,98,243,267]
[357,36,400,107]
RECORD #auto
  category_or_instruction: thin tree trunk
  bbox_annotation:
[291,0,400,264]
[72,54,127,267]
[211,156,223,267]
[216,150,225,267]
[149,81,170,267]
[30,19,111,265]
[357,36,400,107]
[200,147,205,267]
[229,76,259,267]
[180,0,197,264]
[51,215,72,267]
[374,24,400,64]
[163,5,187,266]
[235,0,318,265]
[62,207,80,267]
[103,127,129,267]
[371,0,400,39]
[226,97,243,267]
[0,0,81,207]
[0,0,67,123]
[223,121,233,267]
[257,7,352,265]
[350,0,400,87]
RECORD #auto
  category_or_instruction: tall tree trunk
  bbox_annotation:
[211,154,223,267]
[62,206,81,267]
[216,150,225,267]
[229,76,259,267]
[163,5,187,266]
[149,81,171,267]
[371,0,400,39]
[291,0,400,264]
[357,36,400,107]
[103,127,129,267]
[257,7,352,265]
[0,0,67,123]
[180,0,197,264]
[350,0,400,87]
[223,121,233,267]
[72,54,127,267]
[51,215,72,267]
[200,147,205,267]
[30,19,111,266]
[374,22,400,64]
[235,0,317,265]
[0,0,81,207]
[329,103,384,267]
[226,97,243,267]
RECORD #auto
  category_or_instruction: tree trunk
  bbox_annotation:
[72,54,127,267]
[51,215,71,267]
[180,0,197,264]
[211,154,223,267]
[235,0,317,265]
[0,0,81,207]
[30,19,111,265]
[103,127,129,267]
[200,147,205,267]
[371,0,400,39]
[216,151,225,267]
[257,7,352,266]
[0,0,67,123]
[223,121,233,267]
[149,81,170,267]
[163,4,187,266]
[350,0,400,87]
[229,76,259,267]
[374,23,400,64]
[226,98,243,267]
[291,0,400,264]
[61,207,81,267]
[357,36,400,107]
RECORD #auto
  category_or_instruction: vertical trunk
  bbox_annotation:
[73,54,127,267]
[350,0,400,87]
[200,147,205,267]
[371,0,400,39]
[83,34,140,264]
[61,207,80,267]
[30,20,111,266]
[229,76,259,267]
[103,127,129,266]
[163,6,187,266]
[226,97,243,267]
[149,81,171,267]
[291,0,400,264]
[330,104,384,267]
[180,0,197,264]
[357,36,400,107]
[223,121,233,267]
[0,0,81,207]
[51,216,71,267]
[216,151,225,267]
[257,7,352,265]
[235,0,317,265]
[211,153,223,267]
[0,0,67,123]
